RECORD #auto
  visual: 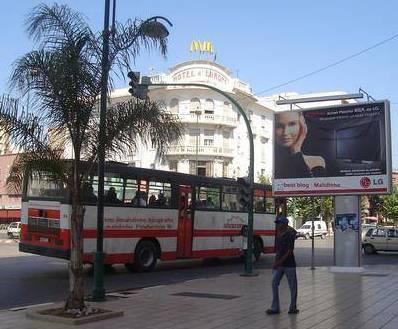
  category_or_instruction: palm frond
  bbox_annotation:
[26,3,91,50]
[98,99,182,159]
[10,47,102,153]
[110,18,168,74]
[0,95,48,153]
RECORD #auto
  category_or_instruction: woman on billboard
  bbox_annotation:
[275,111,326,178]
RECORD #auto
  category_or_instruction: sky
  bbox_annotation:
[0,0,397,167]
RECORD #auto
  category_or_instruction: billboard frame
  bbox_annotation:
[272,100,392,197]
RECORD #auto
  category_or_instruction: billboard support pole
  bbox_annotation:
[311,218,315,270]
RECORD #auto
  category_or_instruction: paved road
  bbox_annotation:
[0,237,397,310]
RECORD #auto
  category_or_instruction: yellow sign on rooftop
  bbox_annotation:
[190,40,214,54]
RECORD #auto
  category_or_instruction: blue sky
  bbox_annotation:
[1,0,397,167]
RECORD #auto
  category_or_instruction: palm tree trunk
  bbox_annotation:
[65,158,85,310]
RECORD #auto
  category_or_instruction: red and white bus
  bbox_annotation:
[19,162,276,271]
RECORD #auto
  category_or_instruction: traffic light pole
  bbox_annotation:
[141,81,256,275]
[92,0,110,301]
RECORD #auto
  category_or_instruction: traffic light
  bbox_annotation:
[127,71,140,97]
[127,71,150,100]
[237,177,251,209]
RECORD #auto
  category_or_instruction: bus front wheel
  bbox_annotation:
[131,240,158,272]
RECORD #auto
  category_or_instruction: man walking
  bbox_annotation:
[266,216,299,315]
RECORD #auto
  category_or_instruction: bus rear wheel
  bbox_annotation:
[127,240,158,272]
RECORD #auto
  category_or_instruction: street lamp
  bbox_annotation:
[92,0,172,301]
[137,80,257,275]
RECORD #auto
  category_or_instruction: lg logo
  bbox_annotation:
[360,177,371,188]
[360,177,384,188]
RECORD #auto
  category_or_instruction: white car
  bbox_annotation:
[296,220,328,239]
[7,222,21,239]
[362,227,398,254]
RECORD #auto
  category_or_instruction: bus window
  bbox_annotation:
[125,179,150,207]
[265,197,275,214]
[221,185,241,211]
[147,181,171,208]
[124,179,138,204]
[27,172,66,199]
[104,175,123,204]
[81,181,97,203]
[254,195,266,213]
[196,186,220,210]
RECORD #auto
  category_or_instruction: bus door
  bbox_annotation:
[177,186,193,258]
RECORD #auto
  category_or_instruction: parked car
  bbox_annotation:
[361,223,377,239]
[7,222,21,239]
[296,220,328,239]
[362,227,398,254]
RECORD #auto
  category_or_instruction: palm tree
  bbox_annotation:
[0,3,182,311]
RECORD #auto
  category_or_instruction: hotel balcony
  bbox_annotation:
[176,113,237,127]
[167,144,234,158]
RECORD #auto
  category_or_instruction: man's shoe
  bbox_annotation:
[288,309,299,314]
[266,309,280,315]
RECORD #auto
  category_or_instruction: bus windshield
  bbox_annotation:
[27,172,67,199]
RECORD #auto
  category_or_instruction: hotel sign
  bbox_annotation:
[171,67,228,85]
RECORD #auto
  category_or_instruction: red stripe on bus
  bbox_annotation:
[20,224,70,249]
[82,251,178,264]
[263,246,275,253]
[28,208,60,219]
[193,229,275,237]
[193,229,239,237]
[256,230,276,236]
[160,251,177,260]
[20,240,70,251]
[82,229,178,239]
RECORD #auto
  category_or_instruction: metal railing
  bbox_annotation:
[175,113,237,127]
[167,144,234,157]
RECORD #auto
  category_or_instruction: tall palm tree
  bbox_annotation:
[0,3,182,311]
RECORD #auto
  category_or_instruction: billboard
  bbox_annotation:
[273,100,391,196]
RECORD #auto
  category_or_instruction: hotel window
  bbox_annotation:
[169,98,179,114]
[222,162,229,178]
[190,98,201,113]
[188,128,200,145]
[204,129,214,146]
[223,101,231,116]
[261,115,266,128]
[169,161,178,172]
[260,137,267,162]
[223,131,230,149]
[205,99,214,114]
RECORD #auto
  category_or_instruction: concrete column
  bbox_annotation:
[332,195,363,272]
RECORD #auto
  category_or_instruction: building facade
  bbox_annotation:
[0,153,21,224]
[111,60,274,181]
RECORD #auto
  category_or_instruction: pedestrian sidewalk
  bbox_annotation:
[1,264,398,329]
